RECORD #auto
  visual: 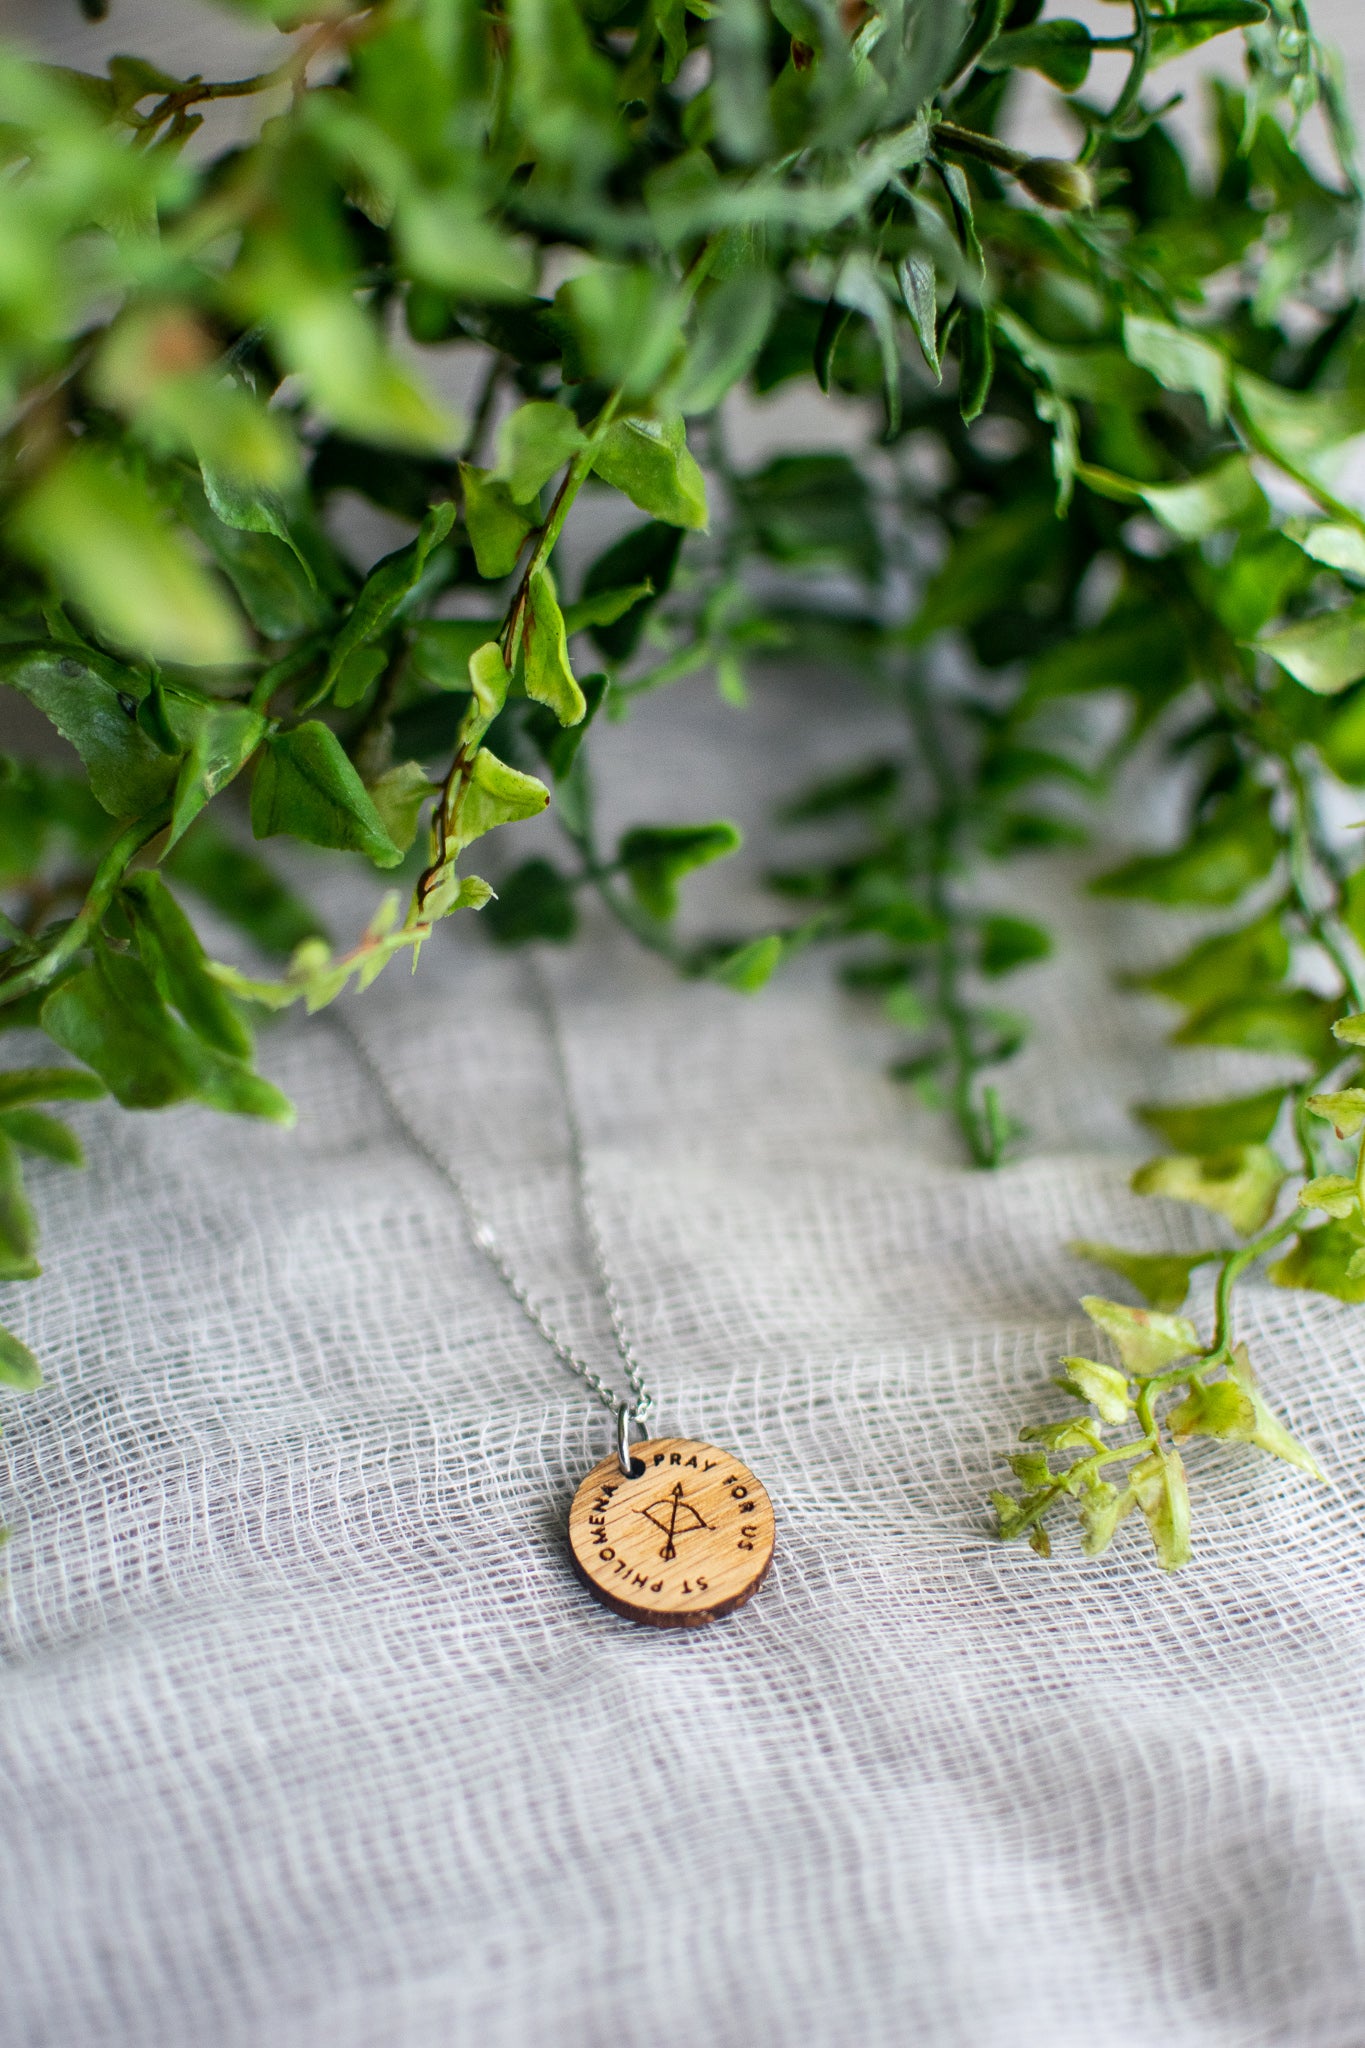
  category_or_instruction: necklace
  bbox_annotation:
[337,969,775,1629]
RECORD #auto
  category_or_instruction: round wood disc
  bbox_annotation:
[568,1438,775,1628]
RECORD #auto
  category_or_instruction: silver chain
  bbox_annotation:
[333,960,654,1460]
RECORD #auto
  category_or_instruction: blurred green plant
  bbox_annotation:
[0,0,1360,1568]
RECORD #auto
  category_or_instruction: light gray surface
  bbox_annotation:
[4,9,1365,2048]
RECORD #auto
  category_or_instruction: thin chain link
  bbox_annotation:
[333,962,654,1431]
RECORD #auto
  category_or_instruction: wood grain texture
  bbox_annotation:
[568,1438,775,1628]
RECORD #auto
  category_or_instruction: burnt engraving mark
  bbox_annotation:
[638,1480,711,1561]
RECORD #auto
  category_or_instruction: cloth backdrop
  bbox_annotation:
[0,661,1363,2048]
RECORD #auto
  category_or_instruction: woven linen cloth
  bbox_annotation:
[0,662,1363,2048]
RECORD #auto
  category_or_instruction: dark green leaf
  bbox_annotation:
[0,1131,39,1282]
[41,947,293,1123]
[979,915,1050,976]
[251,723,403,867]
[0,647,177,819]
[580,521,683,661]
[484,858,579,944]
[0,1109,83,1166]
[1126,914,1289,1010]
[1093,791,1279,906]
[0,1068,105,1110]
[0,1317,41,1390]
[1135,1089,1287,1152]
[980,20,1093,90]
[618,821,742,920]
[122,871,253,1058]
[318,501,455,701]
[1173,989,1338,1064]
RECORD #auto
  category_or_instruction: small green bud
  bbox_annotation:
[1016,158,1095,211]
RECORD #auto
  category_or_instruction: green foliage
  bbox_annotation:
[0,0,1358,1574]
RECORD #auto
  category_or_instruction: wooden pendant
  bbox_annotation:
[568,1438,775,1628]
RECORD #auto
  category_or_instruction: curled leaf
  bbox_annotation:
[1056,1354,1132,1425]
[1081,1295,1200,1378]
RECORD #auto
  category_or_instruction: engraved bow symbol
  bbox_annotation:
[639,1481,710,1561]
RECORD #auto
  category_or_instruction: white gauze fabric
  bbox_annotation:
[0,667,1364,2048]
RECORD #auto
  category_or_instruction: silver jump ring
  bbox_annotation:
[617,1403,646,1479]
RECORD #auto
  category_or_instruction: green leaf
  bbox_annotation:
[1130,1444,1191,1571]
[494,402,586,506]
[579,519,683,660]
[1067,1241,1216,1313]
[1142,455,1267,543]
[0,1131,39,1283]
[1235,369,1365,504]
[11,450,248,669]
[461,642,513,749]
[1257,600,1365,695]
[41,946,293,1123]
[1056,1354,1132,1425]
[1299,1174,1357,1219]
[1172,990,1337,1065]
[483,858,579,944]
[1293,522,1365,582]
[590,416,708,531]
[1269,1219,1365,1304]
[1093,790,1278,905]
[979,19,1093,90]
[1135,1089,1287,1152]
[1149,0,1268,60]
[1131,1144,1287,1236]
[522,570,587,727]
[1306,1089,1365,1139]
[1078,1477,1128,1559]
[1169,1364,1324,1478]
[319,501,456,701]
[897,254,940,381]
[1166,1376,1257,1443]
[958,306,995,425]
[618,821,741,920]
[251,723,402,868]
[1126,914,1288,1010]
[409,619,502,692]
[366,761,432,857]
[507,0,622,172]
[449,749,549,854]
[1121,314,1228,425]
[244,256,459,455]
[561,583,656,635]
[524,671,608,790]
[167,701,268,850]
[0,1316,41,1389]
[707,933,785,993]
[0,1068,105,1110]
[1081,1295,1200,1377]
[332,646,387,714]
[122,871,252,1059]
[979,915,1050,977]
[0,646,177,819]
[676,268,777,415]
[460,464,536,580]
[738,454,880,581]
[0,1108,83,1166]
